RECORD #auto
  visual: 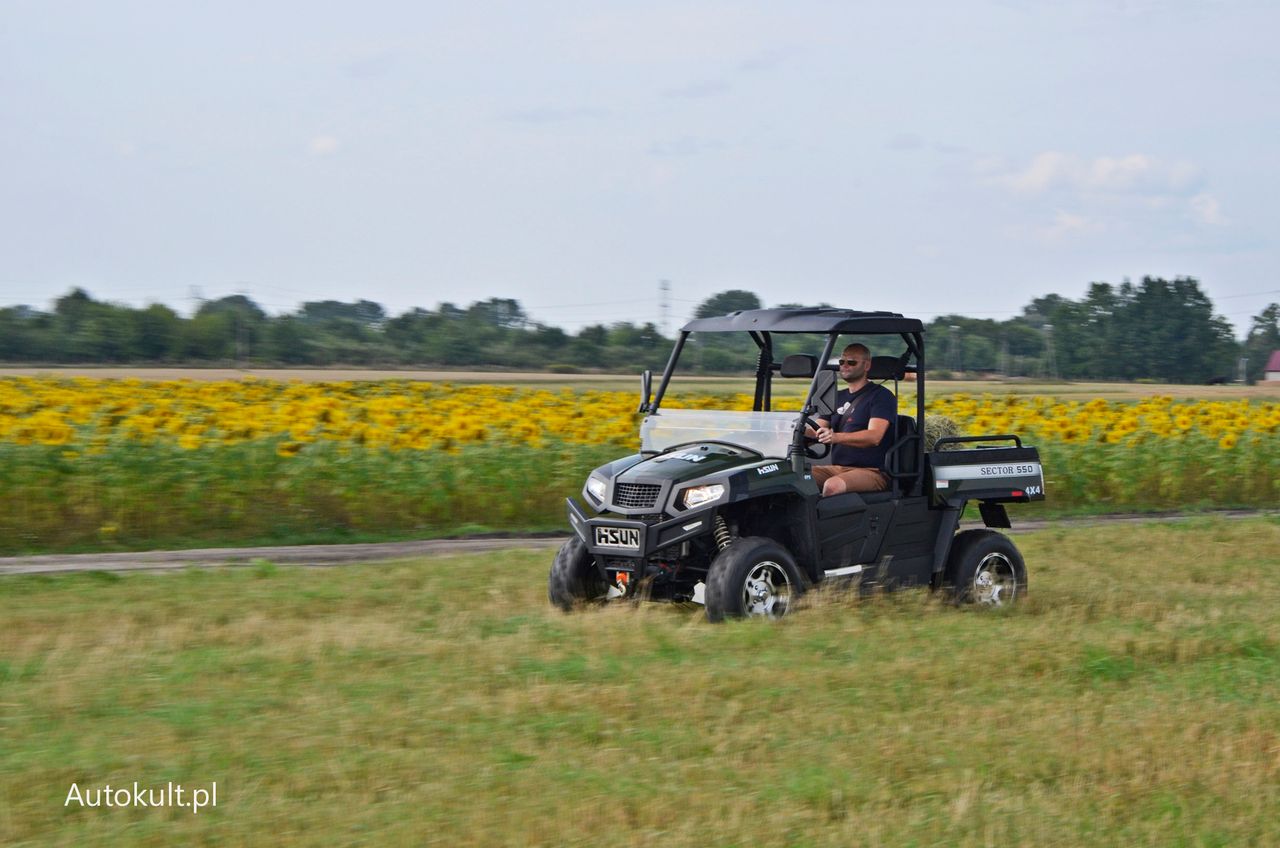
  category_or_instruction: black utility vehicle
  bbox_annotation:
[548,308,1045,621]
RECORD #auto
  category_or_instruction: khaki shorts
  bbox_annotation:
[811,465,889,493]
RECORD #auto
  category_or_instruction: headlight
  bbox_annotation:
[585,476,607,503]
[682,484,725,509]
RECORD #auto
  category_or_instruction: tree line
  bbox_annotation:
[1,278,1277,383]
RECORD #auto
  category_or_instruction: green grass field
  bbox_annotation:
[2,518,1277,846]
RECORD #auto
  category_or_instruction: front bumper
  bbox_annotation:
[566,497,711,559]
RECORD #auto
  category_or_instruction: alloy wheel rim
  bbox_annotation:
[743,561,792,617]
[973,552,1017,606]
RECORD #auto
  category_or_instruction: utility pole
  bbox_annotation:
[1239,356,1248,385]
[948,325,961,373]
[659,279,671,337]
[1000,337,1010,379]
[235,288,249,363]
[1041,324,1059,381]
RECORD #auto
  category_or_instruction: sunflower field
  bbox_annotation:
[0,377,1276,554]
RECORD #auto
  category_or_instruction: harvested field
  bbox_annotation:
[1,366,1277,399]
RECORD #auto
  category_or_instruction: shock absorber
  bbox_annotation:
[714,515,733,551]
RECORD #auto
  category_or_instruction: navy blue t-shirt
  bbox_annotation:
[824,383,897,469]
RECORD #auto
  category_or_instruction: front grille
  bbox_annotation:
[613,482,661,509]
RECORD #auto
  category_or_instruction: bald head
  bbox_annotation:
[838,343,871,385]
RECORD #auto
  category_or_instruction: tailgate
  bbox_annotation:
[928,436,1045,505]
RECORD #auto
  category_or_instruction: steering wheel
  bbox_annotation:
[801,416,830,460]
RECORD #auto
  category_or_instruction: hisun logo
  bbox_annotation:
[756,463,780,476]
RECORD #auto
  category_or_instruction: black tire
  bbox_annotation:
[704,536,807,623]
[547,536,607,611]
[942,529,1027,607]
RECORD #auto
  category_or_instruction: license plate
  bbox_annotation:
[594,526,641,550]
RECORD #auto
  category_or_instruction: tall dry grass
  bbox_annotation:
[2,518,1277,846]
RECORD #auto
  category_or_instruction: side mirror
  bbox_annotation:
[811,370,837,419]
[638,369,653,413]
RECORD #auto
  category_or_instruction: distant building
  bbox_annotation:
[1266,350,1280,382]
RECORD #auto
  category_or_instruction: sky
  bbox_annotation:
[2,0,1278,337]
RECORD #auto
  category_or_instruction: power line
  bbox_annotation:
[524,297,657,310]
[1215,289,1280,299]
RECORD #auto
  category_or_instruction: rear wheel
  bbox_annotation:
[548,536,607,611]
[942,529,1027,606]
[705,536,806,622]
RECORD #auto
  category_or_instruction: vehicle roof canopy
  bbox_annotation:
[680,307,924,335]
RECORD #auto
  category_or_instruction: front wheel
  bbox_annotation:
[942,529,1027,607]
[548,536,607,611]
[705,536,807,622]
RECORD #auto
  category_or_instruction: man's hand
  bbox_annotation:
[816,426,839,445]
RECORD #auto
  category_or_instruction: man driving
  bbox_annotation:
[807,343,896,496]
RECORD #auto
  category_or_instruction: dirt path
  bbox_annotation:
[0,537,567,576]
[1,511,1273,576]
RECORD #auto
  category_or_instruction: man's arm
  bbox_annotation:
[816,417,890,447]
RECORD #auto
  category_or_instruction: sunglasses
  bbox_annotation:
[838,359,864,366]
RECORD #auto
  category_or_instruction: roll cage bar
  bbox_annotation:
[646,309,927,496]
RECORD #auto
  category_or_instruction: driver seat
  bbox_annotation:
[884,414,920,495]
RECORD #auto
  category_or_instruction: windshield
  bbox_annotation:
[640,409,801,458]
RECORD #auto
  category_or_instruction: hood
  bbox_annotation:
[616,442,760,486]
